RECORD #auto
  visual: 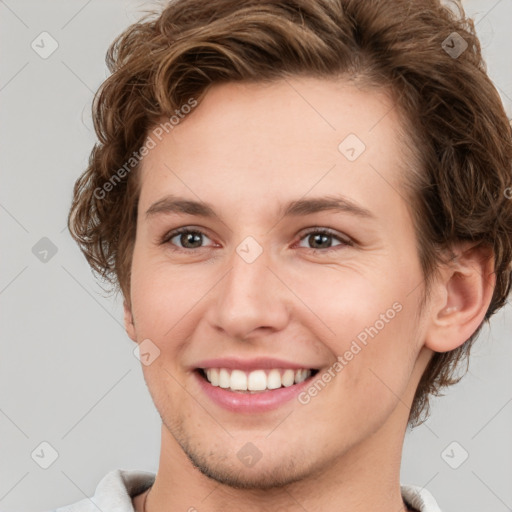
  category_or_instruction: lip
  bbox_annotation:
[193,367,320,413]
[194,357,319,372]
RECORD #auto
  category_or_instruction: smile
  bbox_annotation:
[199,367,318,393]
[194,366,321,413]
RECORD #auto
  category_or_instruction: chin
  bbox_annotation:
[174,428,314,490]
[186,451,308,490]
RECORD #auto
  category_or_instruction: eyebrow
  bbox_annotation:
[145,194,375,220]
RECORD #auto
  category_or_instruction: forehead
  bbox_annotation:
[137,77,412,220]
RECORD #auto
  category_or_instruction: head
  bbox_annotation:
[68,0,512,489]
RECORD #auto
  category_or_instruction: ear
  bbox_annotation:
[424,243,495,353]
[123,298,137,342]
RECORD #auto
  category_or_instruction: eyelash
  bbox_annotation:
[160,227,353,254]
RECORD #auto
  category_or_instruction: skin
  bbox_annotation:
[125,77,494,512]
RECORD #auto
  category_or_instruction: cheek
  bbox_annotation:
[128,251,214,344]
[304,264,421,400]
[287,264,403,343]
[312,303,419,435]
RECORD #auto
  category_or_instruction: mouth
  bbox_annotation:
[195,367,320,394]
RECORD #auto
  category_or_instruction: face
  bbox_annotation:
[125,77,431,489]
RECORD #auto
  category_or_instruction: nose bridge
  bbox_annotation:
[211,235,289,338]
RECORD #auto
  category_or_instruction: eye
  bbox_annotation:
[296,228,351,252]
[162,227,215,251]
[160,226,352,253]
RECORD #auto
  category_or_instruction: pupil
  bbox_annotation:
[182,232,202,248]
[312,233,330,248]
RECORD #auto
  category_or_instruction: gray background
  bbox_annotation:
[0,1,510,511]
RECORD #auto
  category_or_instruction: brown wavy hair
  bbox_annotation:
[68,0,512,427]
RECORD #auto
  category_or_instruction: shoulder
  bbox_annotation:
[401,484,443,512]
[52,469,155,512]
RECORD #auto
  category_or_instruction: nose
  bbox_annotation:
[208,241,291,341]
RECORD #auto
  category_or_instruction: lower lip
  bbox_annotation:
[194,370,317,413]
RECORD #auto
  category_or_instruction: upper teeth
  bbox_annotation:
[204,368,312,392]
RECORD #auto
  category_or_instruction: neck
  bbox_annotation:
[143,413,412,512]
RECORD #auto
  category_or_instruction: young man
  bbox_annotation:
[60,0,512,511]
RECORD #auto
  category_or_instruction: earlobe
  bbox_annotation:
[424,243,495,353]
[123,298,137,342]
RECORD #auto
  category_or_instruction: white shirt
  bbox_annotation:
[51,469,442,511]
